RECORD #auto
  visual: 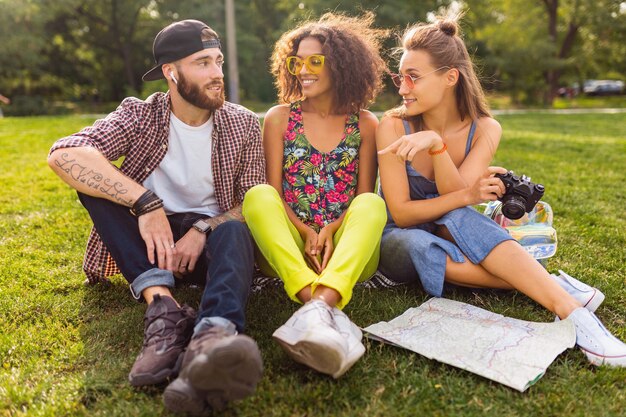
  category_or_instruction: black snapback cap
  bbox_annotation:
[143,19,221,81]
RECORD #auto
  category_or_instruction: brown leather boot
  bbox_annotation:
[128,294,196,386]
[162,325,263,415]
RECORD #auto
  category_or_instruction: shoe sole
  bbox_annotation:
[332,310,366,378]
[162,378,210,416]
[163,335,263,414]
[332,341,366,379]
[273,327,346,377]
[579,347,626,367]
[129,352,184,387]
[582,289,605,313]
[129,368,174,387]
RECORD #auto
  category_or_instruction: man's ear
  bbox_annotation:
[161,64,175,82]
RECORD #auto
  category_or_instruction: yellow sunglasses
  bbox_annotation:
[286,54,326,75]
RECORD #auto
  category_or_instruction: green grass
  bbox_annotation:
[485,93,626,110]
[551,95,626,109]
[1,113,625,416]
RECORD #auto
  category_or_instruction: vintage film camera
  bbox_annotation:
[495,171,545,220]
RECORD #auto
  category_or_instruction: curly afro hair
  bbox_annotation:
[270,12,388,114]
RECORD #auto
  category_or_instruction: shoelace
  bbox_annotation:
[143,310,187,347]
[310,302,340,332]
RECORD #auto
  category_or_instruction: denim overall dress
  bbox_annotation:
[379,120,514,296]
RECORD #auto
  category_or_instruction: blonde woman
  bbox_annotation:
[376,16,626,367]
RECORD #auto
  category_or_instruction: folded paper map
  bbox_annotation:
[363,298,576,392]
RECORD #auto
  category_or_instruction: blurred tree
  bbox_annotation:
[0,0,624,111]
[466,0,552,104]
[568,1,626,90]
[236,0,286,102]
[466,0,626,105]
[541,0,626,102]
[43,0,166,101]
[0,0,50,94]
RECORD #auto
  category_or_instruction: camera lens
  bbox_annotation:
[501,195,526,220]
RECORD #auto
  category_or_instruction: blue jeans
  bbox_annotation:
[78,193,255,332]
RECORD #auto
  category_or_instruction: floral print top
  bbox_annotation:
[282,101,361,232]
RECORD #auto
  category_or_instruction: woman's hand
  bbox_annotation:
[300,226,322,273]
[316,225,335,273]
[467,166,508,205]
[378,130,443,162]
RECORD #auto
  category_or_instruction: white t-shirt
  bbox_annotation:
[143,112,221,217]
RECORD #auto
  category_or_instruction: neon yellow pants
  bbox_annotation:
[242,184,387,309]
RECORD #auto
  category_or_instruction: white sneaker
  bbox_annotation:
[567,307,626,367]
[551,270,605,312]
[273,300,348,377]
[332,308,366,378]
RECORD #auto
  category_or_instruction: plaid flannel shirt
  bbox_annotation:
[50,92,265,283]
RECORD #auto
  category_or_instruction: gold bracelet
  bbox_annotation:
[428,143,447,156]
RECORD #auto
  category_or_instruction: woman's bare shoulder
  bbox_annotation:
[377,115,406,136]
[475,116,502,135]
[358,110,379,132]
[263,104,291,132]
[264,104,290,121]
[358,109,379,123]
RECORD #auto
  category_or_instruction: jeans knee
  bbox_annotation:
[381,229,416,257]
[215,220,251,242]
[209,221,254,264]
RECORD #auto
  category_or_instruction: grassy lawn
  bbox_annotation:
[1,112,625,417]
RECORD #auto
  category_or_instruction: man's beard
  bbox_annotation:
[176,71,225,111]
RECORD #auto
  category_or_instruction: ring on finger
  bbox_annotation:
[170,243,176,249]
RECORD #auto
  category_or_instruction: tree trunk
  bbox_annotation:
[541,0,579,105]
[120,43,138,93]
[110,0,140,97]
[542,0,558,105]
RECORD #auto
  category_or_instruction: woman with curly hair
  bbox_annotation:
[376,15,626,366]
[243,12,388,377]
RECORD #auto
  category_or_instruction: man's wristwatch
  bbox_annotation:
[192,219,212,234]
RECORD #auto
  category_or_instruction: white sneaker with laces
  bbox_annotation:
[332,308,366,378]
[273,300,348,377]
[568,307,626,367]
[551,270,605,312]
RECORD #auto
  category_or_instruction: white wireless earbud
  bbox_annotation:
[170,72,178,85]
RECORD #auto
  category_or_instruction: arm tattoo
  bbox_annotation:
[54,152,133,206]
[210,206,244,228]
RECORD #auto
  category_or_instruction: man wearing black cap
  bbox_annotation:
[48,19,265,414]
